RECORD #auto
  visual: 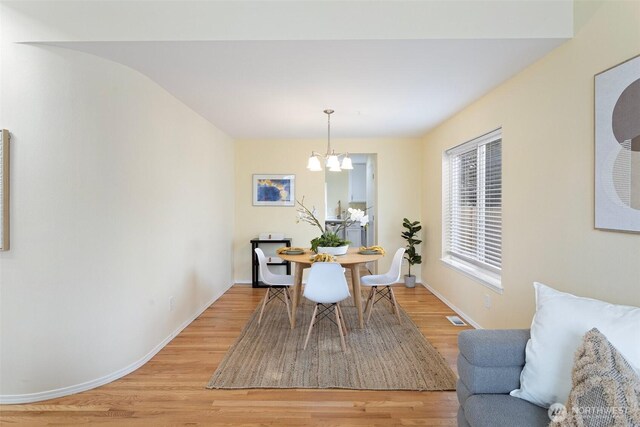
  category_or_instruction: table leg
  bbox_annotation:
[349,264,364,328]
[291,263,304,329]
[296,271,303,302]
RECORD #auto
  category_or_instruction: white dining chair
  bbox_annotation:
[361,248,406,324]
[303,262,351,352]
[254,248,294,325]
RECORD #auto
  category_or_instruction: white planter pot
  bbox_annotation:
[317,245,349,256]
[404,274,416,288]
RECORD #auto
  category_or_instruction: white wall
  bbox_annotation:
[421,0,640,329]
[0,8,235,400]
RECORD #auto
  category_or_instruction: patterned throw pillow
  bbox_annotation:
[549,328,640,427]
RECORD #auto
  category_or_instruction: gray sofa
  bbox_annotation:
[457,329,549,427]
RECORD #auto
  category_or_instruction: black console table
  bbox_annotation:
[250,238,292,288]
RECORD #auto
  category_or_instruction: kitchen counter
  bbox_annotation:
[325,218,344,224]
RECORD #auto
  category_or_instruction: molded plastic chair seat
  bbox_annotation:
[263,273,294,286]
[361,273,394,286]
[303,262,351,351]
[254,248,295,326]
[360,248,405,324]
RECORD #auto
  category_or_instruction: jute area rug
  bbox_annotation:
[207,291,457,391]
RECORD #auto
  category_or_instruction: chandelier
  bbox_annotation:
[306,109,353,172]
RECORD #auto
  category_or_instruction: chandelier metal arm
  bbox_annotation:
[326,109,333,155]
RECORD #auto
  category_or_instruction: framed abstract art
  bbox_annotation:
[252,174,295,207]
[594,55,640,233]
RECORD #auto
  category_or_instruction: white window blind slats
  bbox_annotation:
[484,239,502,248]
[449,213,502,221]
[445,129,502,273]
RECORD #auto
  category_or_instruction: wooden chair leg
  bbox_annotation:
[389,286,401,323]
[337,303,348,336]
[258,287,270,325]
[335,305,347,352]
[303,304,319,350]
[364,287,375,317]
[387,288,395,313]
[366,286,377,324]
[283,287,292,324]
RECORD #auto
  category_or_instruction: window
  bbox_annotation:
[443,129,502,290]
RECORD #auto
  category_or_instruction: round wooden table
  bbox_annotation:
[279,248,384,329]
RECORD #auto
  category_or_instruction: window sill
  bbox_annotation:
[440,256,503,294]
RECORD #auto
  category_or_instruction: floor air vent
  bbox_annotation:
[446,315,467,326]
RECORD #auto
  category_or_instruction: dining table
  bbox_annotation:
[278,248,384,329]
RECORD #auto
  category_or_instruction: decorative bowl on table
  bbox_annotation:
[316,245,349,256]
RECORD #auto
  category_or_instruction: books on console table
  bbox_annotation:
[258,232,285,240]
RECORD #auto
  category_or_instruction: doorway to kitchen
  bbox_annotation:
[325,153,377,270]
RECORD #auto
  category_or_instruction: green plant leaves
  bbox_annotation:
[401,218,422,276]
[310,232,350,253]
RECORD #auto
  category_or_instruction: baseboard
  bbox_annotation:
[420,282,483,329]
[0,282,235,404]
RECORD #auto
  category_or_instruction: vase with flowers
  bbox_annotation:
[296,198,369,255]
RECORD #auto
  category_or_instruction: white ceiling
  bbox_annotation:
[14,0,571,139]
[51,38,566,139]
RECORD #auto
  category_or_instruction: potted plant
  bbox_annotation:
[296,198,368,255]
[401,218,422,287]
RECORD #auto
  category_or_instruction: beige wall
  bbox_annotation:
[234,138,422,283]
[421,0,640,329]
[0,7,235,399]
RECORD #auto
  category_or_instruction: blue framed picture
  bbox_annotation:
[252,174,295,206]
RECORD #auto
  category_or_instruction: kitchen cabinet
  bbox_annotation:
[346,224,365,247]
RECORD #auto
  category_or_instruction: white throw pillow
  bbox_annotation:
[510,282,640,408]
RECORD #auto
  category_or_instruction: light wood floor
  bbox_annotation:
[0,284,472,426]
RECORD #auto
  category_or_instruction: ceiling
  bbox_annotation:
[52,38,566,139]
[11,1,572,139]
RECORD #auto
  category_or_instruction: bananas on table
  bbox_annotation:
[310,253,337,263]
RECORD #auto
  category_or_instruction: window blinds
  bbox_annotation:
[446,130,502,272]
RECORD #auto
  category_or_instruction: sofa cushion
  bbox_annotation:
[458,329,529,367]
[458,353,523,394]
[457,407,471,427]
[456,378,472,405]
[463,394,548,427]
[510,283,640,408]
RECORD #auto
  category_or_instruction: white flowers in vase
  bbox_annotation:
[296,198,369,253]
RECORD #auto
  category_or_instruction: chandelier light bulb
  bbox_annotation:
[341,155,353,170]
[326,154,340,169]
[307,155,322,171]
